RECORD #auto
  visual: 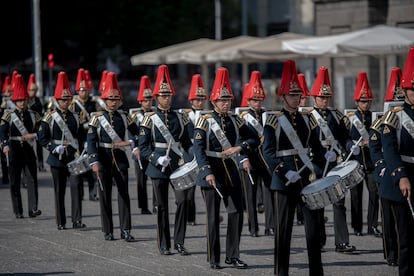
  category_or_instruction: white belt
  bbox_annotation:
[276,148,309,157]
[401,155,414,164]
[98,142,117,149]
[154,142,180,148]
[53,139,75,146]
[10,136,23,141]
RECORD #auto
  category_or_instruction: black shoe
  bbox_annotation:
[251,232,259,237]
[368,226,382,238]
[387,260,398,267]
[141,209,152,215]
[354,231,363,236]
[73,221,86,229]
[160,248,171,255]
[15,213,24,219]
[324,216,329,223]
[225,257,248,269]
[57,225,66,230]
[335,243,356,253]
[175,244,190,255]
[187,221,196,226]
[152,206,158,214]
[257,204,265,214]
[104,233,115,241]
[264,228,275,236]
[89,195,99,201]
[219,215,224,223]
[297,220,304,225]
[120,230,134,242]
[29,209,42,218]
[210,263,222,269]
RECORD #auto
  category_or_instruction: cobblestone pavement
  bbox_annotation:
[0,161,398,275]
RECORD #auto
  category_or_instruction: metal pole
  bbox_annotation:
[215,0,222,69]
[32,0,44,97]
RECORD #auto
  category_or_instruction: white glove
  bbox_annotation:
[379,168,386,177]
[351,144,360,155]
[285,170,301,183]
[324,150,337,162]
[53,145,66,154]
[157,155,171,167]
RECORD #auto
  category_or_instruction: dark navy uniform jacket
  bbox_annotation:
[193,111,259,189]
[87,110,139,171]
[138,108,193,179]
[38,108,85,168]
[0,108,41,164]
[346,110,374,172]
[369,117,404,203]
[381,102,414,202]
[262,109,325,191]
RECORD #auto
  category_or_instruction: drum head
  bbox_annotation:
[326,160,359,178]
[301,175,340,195]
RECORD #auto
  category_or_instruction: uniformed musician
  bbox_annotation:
[193,67,259,269]
[238,71,274,237]
[262,60,325,276]
[380,47,414,276]
[38,71,86,230]
[0,74,41,218]
[138,65,193,256]
[87,72,139,242]
[1,76,11,185]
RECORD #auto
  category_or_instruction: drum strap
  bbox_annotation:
[348,113,369,142]
[311,110,341,154]
[243,113,263,136]
[397,110,414,144]
[278,115,314,172]
[10,112,35,148]
[51,112,79,150]
[97,115,127,152]
[151,114,183,157]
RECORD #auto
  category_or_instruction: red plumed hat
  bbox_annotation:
[153,65,175,96]
[2,76,11,94]
[54,71,73,100]
[98,70,108,94]
[353,72,374,101]
[210,67,234,101]
[310,67,333,97]
[137,75,153,102]
[297,73,310,97]
[385,68,404,102]
[10,70,19,92]
[27,73,38,91]
[244,71,266,102]
[11,74,29,101]
[188,74,207,101]
[101,72,122,100]
[278,60,302,96]
[84,70,93,90]
[240,83,249,107]
[401,46,414,89]
[75,68,88,91]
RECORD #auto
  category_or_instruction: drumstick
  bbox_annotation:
[344,136,364,163]
[97,174,104,191]
[161,138,173,173]
[247,168,255,185]
[138,159,143,170]
[286,158,313,186]
[407,197,414,220]
[213,185,223,199]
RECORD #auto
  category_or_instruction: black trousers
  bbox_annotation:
[201,185,243,265]
[9,160,38,215]
[50,167,83,226]
[187,186,196,223]
[366,174,380,231]
[380,197,398,263]
[274,189,323,276]
[97,167,131,234]
[134,159,149,210]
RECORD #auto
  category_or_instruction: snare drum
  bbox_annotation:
[301,175,347,210]
[170,158,199,190]
[67,154,91,175]
[326,160,365,189]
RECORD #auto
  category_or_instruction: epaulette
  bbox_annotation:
[265,113,279,129]
[140,113,154,128]
[1,110,13,122]
[309,113,318,130]
[42,110,55,124]
[195,116,209,132]
[382,110,399,129]
[30,110,42,123]
[335,109,345,119]
[89,112,103,127]
[180,111,190,125]
[346,112,355,118]
[126,113,135,126]
[343,115,351,130]
[235,115,245,128]
[240,111,249,118]
[370,117,383,132]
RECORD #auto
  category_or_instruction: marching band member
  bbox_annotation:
[70,68,98,201]
[1,76,11,185]
[238,71,274,237]
[130,75,154,215]
[193,67,259,269]
[87,72,139,241]
[380,47,414,276]
[262,60,325,276]
[138,65,193,256]
[309,66,356,253]
[346,72,380,237]
[38,71,87,230]
[0,74,41,218]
